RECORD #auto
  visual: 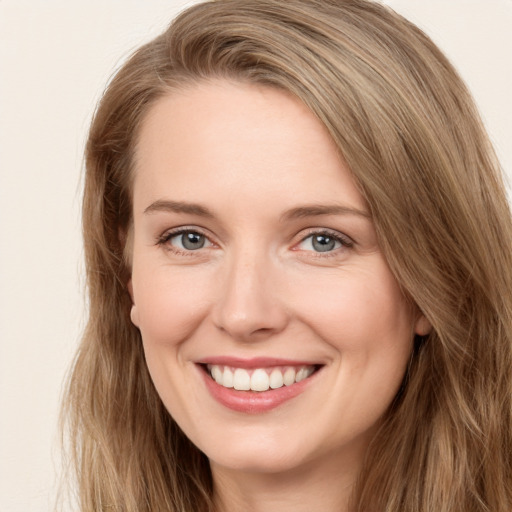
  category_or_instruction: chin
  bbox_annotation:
[187,423,310,474]
[208,446,308,475]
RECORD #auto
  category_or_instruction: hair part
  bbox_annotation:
[62,1,512,510]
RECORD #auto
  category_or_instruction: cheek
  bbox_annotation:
[294,266,412,343]
[291,267,414,437]
[132,264,213,345]
[131,265,214,425]
[289,263,415,400]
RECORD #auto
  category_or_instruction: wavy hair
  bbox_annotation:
[62,0,512,510]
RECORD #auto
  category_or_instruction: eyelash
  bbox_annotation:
[156,227,212,256]
[156,227,354,256]
[295,229,354,256]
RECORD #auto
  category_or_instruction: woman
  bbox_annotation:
[63,0,512,510]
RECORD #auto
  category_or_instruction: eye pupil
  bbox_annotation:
[182,232,205,250]
[312,234,335,252]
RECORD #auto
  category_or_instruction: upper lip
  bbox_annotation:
[197,356,322,369]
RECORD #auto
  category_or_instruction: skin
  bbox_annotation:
[129,80,431,512]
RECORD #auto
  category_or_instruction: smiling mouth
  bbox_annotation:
[204,364,320,392]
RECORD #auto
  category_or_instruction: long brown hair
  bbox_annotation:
[62,1,512,510]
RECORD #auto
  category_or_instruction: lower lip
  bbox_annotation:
[199,366,318,413]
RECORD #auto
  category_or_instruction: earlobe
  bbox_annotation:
[130,304,140,327]
[127,279,140,327]
[414,314,432,336]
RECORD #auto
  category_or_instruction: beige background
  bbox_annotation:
[0,1,510,510]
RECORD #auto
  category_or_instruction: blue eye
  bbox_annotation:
[297,232,351,253]
[166,230,211,251]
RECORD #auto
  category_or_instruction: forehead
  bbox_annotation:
[133,80,366,214]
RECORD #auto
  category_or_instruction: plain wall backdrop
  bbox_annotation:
[0,1,510,510]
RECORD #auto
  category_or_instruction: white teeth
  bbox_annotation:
[207,364,316,392]
[283,368,296,386]
[269,368,284,389]
[233,368,251,390]
[223,367,234,388]
[251,369,270,391]
[212,365,223,384]
[296,368,308,382]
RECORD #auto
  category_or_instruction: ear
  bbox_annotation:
[127,279,140,328]
[414,313,432,336]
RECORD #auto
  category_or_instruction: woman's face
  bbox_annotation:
[129,80,429,477]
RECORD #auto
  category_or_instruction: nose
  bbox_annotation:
[212,248,289,342]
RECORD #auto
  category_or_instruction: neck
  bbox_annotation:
[211,446,364,512]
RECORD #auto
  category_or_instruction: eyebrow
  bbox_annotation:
[143,199,370,221]
[281,204,371,221]
[144,200,214,217]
